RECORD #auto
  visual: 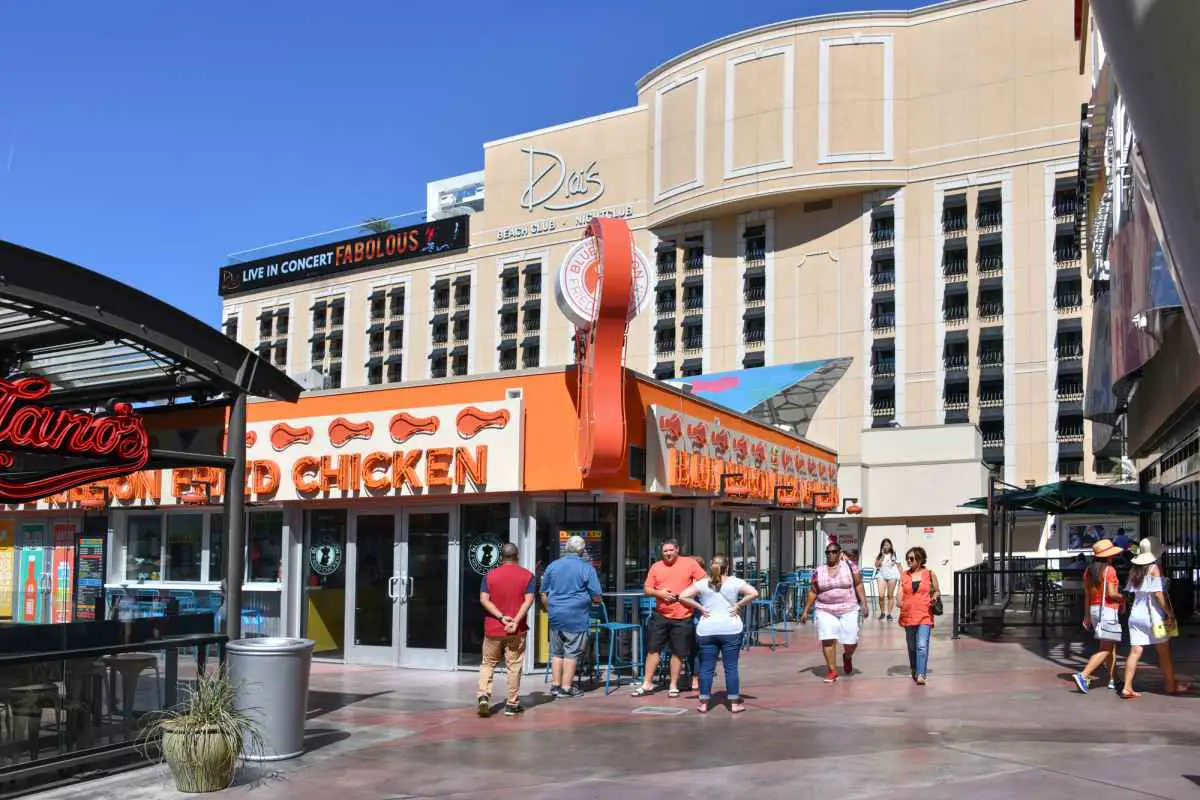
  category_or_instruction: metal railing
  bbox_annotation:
[0,616,226,793]
[872,312,896,330]
[943,259,969,279]
[979,350,1005,367]
[1056,293,1083,311]
[871,225,895,246]
[953,557,1198,639]
[944,394,969,410]
[942,213,967,235]
[944,306,968,323]
[872,269,896,286]
[979,391,1004,407]
[944,354,969,370]
[872,360,895,377]
[977,209,1003,230]
[1056,343,1084,360]
[978,302,1004,319]
[744,328,766,344]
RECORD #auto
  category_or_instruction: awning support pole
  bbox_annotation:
[224,391,248,641]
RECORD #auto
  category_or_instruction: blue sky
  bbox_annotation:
[0,1,912,325]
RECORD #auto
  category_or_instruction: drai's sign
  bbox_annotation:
[520,147,604,212]
[497,204,634,242]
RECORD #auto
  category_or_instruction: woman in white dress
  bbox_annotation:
[874,539,901,620]
[1122,537,1190,698]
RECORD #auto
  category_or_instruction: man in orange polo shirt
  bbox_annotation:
[632,539,705,698]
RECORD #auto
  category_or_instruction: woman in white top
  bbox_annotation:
[1122,537,1190,698]
[874,538,902,620]
[679,555,758,714]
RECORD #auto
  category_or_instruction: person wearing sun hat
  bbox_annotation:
[1121,537,1191,697]
[1071,539,1124,694]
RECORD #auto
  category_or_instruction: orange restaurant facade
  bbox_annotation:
[0,367,837,671]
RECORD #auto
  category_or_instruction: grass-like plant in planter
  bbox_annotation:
[141,668,263,793]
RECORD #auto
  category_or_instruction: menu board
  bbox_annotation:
[558,529,605,571]
[74,536,106,622]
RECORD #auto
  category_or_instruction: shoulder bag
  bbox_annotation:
[929,571,944,616]
[1150,575,1180,639]
[1093,566,1123,641]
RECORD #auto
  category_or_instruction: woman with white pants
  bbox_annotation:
[800,541,869,683]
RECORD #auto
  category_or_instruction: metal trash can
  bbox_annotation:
[977,603,1005,640]
[227,637,314,761]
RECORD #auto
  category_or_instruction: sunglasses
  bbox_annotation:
[906,556,917,562]
[825,550,841,556]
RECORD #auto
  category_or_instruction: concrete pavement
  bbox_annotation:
[27,620,1200,800]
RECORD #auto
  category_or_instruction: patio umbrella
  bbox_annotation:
[1009,480,1180,516]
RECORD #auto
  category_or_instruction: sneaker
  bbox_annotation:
[886,614,893,621]
[476,696,491,717]
[559,686,585,698]
[503,703,524,716]
[824,669,839,683]
[549,685,562,698]
[916,675,927,686]
[1107,680,1117,691]
[842,654,854,675]
[1072,673,1090,694]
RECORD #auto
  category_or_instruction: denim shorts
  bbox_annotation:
[548,628,588,659]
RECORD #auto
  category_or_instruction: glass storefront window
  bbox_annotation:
[247,511,283,582]
[126,516,163,581]
[714,512,731,561]
[624,503,649,590]
[164,514,203,581]
[458,503,510,667]
[209,513,225,581]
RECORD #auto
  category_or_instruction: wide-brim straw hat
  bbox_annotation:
[1091,538,1122,558]
[1131,536,1159,565]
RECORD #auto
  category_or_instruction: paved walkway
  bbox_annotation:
[32,621,1200,800]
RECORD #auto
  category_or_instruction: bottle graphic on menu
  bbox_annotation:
[55,559,70,622]
[23,556,37,621]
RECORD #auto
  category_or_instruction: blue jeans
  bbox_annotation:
[905,624,931,676]
[697,632,743,700]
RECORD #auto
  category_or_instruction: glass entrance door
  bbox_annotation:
[348,511,400,666]
[398,509,458,669]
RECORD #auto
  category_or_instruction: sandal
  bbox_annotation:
[630,685,653,697]
[668,688,681,698]
[730,701,746,713]
[696,702,708,714]
[1120,689,1141,699]
[1168,682,1193,696]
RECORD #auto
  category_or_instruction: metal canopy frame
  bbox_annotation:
[0,240,300,408]
[0,240,303,641]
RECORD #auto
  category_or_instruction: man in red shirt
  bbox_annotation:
[477,543,535,717]
[632,539,705,698]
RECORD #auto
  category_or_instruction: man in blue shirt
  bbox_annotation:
[539,535,602,698]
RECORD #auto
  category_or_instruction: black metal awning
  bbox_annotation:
[0,240,299,408]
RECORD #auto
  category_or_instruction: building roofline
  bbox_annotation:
[636,0,1007,91]
[483,105,646,149]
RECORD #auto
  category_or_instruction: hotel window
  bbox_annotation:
[309,296,344,390]
[255,305,288,371]
[743,224,766,266]
[451,351,468,377]
[223,312,239,342]
[367,284,405,386]
[431,353,448,379]
[497,260,541,371]
[656,240,677,277]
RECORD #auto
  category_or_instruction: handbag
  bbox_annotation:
[1150,579,1180,639]
[927,569,943,616]
[1092,566,1123,641]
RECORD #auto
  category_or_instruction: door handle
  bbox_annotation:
[386,576,400,600]
[406,576,414,599]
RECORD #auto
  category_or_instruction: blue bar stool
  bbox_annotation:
[591,602,642,694]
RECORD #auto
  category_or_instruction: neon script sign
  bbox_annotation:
[520,147,605,212]
[0,376,150,502]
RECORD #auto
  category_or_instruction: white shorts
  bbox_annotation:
[815,608,860,645]
[878,567,901,582]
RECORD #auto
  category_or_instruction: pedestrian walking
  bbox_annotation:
[799,541,869,682]
[476,543,535,717]
[632,539,706,698]
[897,546,940,685]
[679,555,758,713]
[1122,537,1190,698]
[1071,539,1123,694]
[875,538,901,620]
[539,534,602,698]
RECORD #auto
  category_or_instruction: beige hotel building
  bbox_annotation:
[220,0,1091,571]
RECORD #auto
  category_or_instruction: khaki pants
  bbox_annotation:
[478,634,526,705]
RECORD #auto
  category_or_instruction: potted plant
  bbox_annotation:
[142,668,262,793]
